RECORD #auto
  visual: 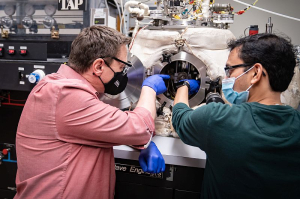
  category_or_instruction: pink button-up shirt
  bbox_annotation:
[14,64,154,199]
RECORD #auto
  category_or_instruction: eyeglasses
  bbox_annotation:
[112,57,132,75]
[224,63,253,77]
[224,63,267,78]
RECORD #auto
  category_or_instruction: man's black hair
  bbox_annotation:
[228,33,296,92]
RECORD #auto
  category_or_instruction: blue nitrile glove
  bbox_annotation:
[181,79,200,95]
[142,74,170,95]
[139,141,165,173]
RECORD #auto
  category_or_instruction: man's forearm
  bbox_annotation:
[174,86,189,107]
[136,86,157,119]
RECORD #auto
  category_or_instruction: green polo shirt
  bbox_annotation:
[172,102,300,199]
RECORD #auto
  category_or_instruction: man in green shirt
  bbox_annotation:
[172,33,300,198]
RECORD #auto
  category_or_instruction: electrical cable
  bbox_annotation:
[244,26,249,36]
[187,6,193,14]
[0,95,26,102]
[113,0,122,32]
[129,23,151,51]
[169,79,176,98]
[104,0,110,17]
[245,0,258,11]
[233,0,258,15]
[121,16,125,34]
[120,14,124,35]
[120,0,128,36]
[234,0,300,22]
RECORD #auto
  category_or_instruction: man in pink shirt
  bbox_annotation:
[14,26,168,199]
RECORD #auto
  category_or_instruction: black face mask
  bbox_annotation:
[97,64,128,95]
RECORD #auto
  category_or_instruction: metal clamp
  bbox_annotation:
[1,26,9,39]
[51,26,59,39]
[175,38,186,48]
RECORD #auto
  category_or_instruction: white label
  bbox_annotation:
[20,46,27,50]
[0,44,3,47]
[18,67,24,71]
[9,46,14,50]
[59,0,85,11]
[94,9,106,18]
[34,65,45,69]
[19,81,25,85]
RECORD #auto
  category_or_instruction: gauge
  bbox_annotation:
[4,5,16,16]
[22,16,33,29]
[24,4,35,16]
[1,16,14,28]
[43,16,56,29]
[44,5,56,16]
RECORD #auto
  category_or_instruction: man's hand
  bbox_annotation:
[182,79,200,95]
[142,74,170,95]
[139,141,165,173]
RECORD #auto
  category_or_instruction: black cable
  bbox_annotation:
[187,6,194,14]
[244,26,249,36]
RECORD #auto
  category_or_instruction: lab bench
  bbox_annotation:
[113,136,206,199]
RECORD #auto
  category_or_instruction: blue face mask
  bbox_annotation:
[222,66,254,105]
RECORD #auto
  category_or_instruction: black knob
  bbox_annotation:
[206,92,224,104]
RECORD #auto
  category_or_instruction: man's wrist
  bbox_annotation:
[142,86,157,95]
[176,81,190,91]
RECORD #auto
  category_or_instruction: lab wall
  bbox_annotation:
[217,0,300,45]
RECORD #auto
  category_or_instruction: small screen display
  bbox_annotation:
[94,18,105,25]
